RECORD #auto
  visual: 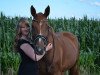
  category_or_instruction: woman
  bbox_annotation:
[14,18,52,75]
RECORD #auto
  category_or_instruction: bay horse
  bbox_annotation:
[30,5,80,75]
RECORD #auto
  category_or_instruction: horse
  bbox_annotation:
[30,5,80,75]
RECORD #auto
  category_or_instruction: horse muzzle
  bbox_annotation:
[34,45,45,55]
[32,35,48,55]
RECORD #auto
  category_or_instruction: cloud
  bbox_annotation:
[91,2,100,6]
[79,0,100,7]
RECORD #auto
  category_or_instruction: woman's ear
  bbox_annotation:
[30,5,36,17]
[44,5,50,17]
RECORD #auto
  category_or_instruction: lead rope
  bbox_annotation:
[35,52,40,75]
[31,20,39,75]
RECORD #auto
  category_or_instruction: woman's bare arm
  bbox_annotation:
[20,43,52,61]
[20,43,45,61]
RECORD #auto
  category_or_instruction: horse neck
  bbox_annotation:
[47,31,55,45]
[45,31,56,60]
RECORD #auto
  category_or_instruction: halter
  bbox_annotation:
[32,35,48,55]
[32,19,49,55]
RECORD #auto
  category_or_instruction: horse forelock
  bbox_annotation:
[34,13,47,20]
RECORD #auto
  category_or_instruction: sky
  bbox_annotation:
[0,0,100,19]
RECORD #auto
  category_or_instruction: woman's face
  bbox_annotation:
[20,23,30,36]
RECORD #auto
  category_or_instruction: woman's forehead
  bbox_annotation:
[20,22,29,27]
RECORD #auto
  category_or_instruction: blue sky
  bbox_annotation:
[0,0,100,19]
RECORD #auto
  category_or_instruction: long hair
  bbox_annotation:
[14,17,30,52]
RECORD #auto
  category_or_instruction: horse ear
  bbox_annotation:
[30,5,36,17]
[44,5,50,17]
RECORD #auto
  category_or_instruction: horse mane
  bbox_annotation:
[48,26,54,37]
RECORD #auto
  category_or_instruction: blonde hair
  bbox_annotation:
[14,18,30,51]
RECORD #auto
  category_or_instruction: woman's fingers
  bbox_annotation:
[46,43,53,51]
[49,43,52,46]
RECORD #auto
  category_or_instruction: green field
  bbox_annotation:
[0,12,100,75]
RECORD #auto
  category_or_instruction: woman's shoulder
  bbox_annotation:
[18,39,30,46]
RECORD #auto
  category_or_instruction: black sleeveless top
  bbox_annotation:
[17,39,38,75]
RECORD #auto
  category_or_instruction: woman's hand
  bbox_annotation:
[46,43,53,51]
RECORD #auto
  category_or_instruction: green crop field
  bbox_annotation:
[0,12,100,75]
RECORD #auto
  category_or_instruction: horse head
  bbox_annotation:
[30,5,52,55]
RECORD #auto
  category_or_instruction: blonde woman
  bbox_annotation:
[14,18,52,75]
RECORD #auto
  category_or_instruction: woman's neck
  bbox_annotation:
[21,35,28,41]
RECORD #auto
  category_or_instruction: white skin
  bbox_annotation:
[20,23,53,61]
